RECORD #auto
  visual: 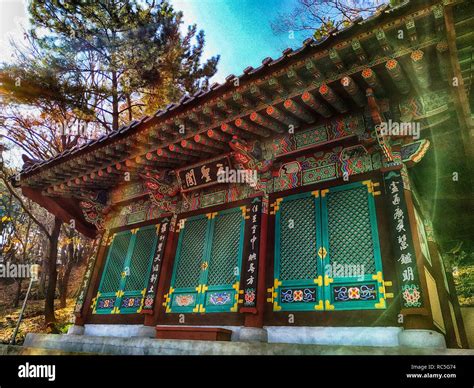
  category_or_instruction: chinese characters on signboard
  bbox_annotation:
[241,197,262,309]
[141,219,170,314]
[177,156,232,192]
[384,171,423,309]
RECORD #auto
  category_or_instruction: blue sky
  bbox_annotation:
[0,0,313,83]
[172,0,312,83]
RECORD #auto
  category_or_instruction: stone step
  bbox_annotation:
[23,334,474,356]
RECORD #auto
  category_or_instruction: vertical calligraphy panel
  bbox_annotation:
[384,171,424,309]
[141,218,170,314]
[240,197,263,310]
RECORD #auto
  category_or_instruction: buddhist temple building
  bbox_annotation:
[17,0,472,348]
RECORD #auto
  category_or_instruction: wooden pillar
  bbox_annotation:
[243,199,269,329]
[74,230,110,326]
[144,222,177,327]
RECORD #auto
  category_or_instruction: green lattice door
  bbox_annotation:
[272,181,385,312]
[166,207,245,313]
[273,191,324,311]
[93,225,159,314]
[321,181,385,310]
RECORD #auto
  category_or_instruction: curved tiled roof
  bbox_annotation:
[20,0,421,178]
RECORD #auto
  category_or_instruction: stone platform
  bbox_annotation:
[22,333,474,356]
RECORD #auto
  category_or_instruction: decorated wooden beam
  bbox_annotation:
[267,77,286,96]
[328,48,345,71]
[235,118,271,137]
[318,84,348,113]
[249,84,272,103]
[303,58,324,81]
[385,59,410,94]
[266,105,300,127]
[283,98,315,123]
[301,91,332,118]
[193,134,228,151]
[216,98,234,115]
[286,68,306,88]
[249,111,285,133]
[202,104,224,122]
[405,17,417,44]
[193,107,212,126]
[232,92,252,108]
[435,40,449,80]
[375,28,392,54]
[361,68,385,94]
[180,139,215,155]
[432,3,445,36]
[168,143,200,157]
[145,151,181,165]
[207,128,232,143]
[410,50,431,89]
[157,148,193,161]
[220,122,252,139]
[340,76,365,107]
[351,39,368,63]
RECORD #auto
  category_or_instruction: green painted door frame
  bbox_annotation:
[166,206,246,314]
[93,224,159,314]
[272,180,387,312]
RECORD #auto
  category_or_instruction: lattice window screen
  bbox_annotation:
[124,227,156,291]
[279,196,318,281]
[174,217,208,288]
[207,211,242,286]
[100,233,131,293]
[326,186,376,274]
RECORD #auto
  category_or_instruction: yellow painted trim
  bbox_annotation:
[318,247,327,259]
[314,275,323,287]
[311,190,319,198]
[375,297,386,309]
[385,293,394,299]
[270,198,283,215]
[192,304,199,313]
[115,290,124,298]
[324,275,334,287]
[273,301,282,311]
[325,300,335,310]
[240,206,250,219]
[206,212,218,219]
[199,304,206,313]
[273,278,282,289]
[321,189,329,197]
[131,228,139,234]
[372,272,383,283]
[315,300,324,310]
[384,280,393,287]
[155,223,161,234]
[196,285,202,293]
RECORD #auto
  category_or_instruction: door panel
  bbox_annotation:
[272,181,386,312]
[93,225,160,315]
[168,215,210,313]
[273,191,324,311]
[204,208,245,313]
[166,206,245,313]
[95,230,133,314]
[120,225,158,313]
[321,181,385,310]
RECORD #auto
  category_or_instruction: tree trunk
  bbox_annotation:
[112,70,119,131]
[59,241,74,308]
[44,217,62,324]
[13,278,22,307]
